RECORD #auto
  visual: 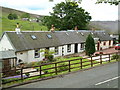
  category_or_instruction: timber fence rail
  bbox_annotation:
[1,52,119,85]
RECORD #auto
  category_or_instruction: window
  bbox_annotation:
[67,44,71,52]
[47,34,52,39]
[31,35,37,40]
[80,43,84,50]
[55,47,59,55]
[34,49,40,58]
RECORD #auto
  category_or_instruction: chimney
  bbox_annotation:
[15,23,21,34]
[91,27,95,31]
[50,24,55,32]
[74,26,78,31]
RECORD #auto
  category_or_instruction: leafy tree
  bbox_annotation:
[49,0,119,5]
[85,34,96,56]
[42,1,91,30]
[21,13,30,19]
[8,13,18,20]
[40,49,56,62]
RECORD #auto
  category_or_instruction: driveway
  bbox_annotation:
[96,47,119,54]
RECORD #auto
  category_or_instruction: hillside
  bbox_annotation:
[89,21,118,34]
[0,6,48,36]
[1,6,44,18]
[0,6,118,36]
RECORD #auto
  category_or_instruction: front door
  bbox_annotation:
[75,44,78,53]
[97,42,100,51]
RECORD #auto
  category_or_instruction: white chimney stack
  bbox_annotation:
[15,23,21,34]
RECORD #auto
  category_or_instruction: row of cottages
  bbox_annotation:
[0,30,113,66]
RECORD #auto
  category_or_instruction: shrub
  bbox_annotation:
[25,72,30,77]
[8,13,18,20]
[40,61,48,64]
[58,63,68,71]
[44,71,48,74]
[16,71,20,75]
[46,55,54,62]
[111,54,120,60]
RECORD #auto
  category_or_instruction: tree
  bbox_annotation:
[49,0,119,5]
[8,13,18,20]
[85,34,96,56]
[42,1,91,30]
[21,13,30,19]
[40,49,56,62]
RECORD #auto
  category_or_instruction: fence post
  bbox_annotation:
[21,68,23,80]
[55,63,57,75]
[91,56,93,67]
[40,66,42,77]
[100,54,102,64]
[80,58,82,69]
[68,60,71,72]
[109,54,110,62]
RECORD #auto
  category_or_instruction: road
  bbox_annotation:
[11,62,118,88]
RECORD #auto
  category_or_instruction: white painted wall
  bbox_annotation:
[78,43,85,53]
[95,44,98,51]
[63,44,75,56]
[100,41,110,50]
[16,51,28,64]
[49,46,62,57]
[0,34,14,51]
[27,49,45,63]
[110,40,113,47]
[17,48,45,63]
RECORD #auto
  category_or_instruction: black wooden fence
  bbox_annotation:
[1,52,119,85]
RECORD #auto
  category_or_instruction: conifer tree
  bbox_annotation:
[85,34,96,56]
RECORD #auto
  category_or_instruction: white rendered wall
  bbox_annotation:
[27,49,45,63]
[63,44,75,56]
[100,41,109,50]
[78,43,85,53]
[16,51,28,63]
[0,34,14,51]
[49,46,62,57]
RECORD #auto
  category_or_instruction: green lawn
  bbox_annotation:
[2,56,117,87]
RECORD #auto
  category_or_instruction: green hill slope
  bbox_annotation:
[0,6,48,36]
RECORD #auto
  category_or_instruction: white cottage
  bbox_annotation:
[0,30,113,64]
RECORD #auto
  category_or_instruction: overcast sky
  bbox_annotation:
[0,0,118,21]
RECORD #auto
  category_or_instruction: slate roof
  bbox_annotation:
[55,31,85,45]
[6,31,61,51]
[2,30,112,52]
[92,31,113,41]
[0,51,16,60]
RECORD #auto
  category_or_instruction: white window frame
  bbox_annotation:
[67,44,71,52]
[55,47,59,55]
[34,49,40,58]
[80,43,84,50]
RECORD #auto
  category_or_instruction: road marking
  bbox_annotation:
[95,76,120,86]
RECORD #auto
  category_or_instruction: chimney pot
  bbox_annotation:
[74,26,78,31]
[50,24,55,32]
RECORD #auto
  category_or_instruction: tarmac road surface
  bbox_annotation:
[11,62,119,88]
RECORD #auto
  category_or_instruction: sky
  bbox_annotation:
[0,0,118,21]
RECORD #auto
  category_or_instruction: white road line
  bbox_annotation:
[95,76,120,86]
